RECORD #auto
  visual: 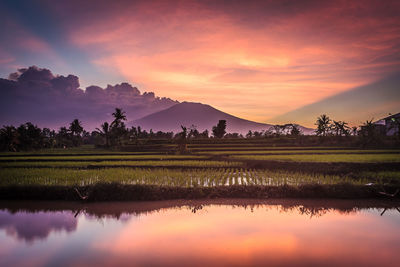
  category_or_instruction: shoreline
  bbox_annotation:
[1,183,399,201]
[1,198,399,219]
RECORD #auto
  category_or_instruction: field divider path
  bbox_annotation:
[0,152,168,157]
[0,165,243,170]
[0,157,212,163]
[197,151,400,156]
[190,148,400,152]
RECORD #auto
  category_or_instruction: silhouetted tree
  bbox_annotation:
[69,119,83,136]
[332,120,350,136]
[57,126,72,148]
[351,126,358,136]
[264,128,274,137]
[110,108,128,146]
[41,128,56,148]
[96,122,110,147]
[212,120,226,138]
[111,108,127,128]
[359,119,382,146]
[188,125,200,138]
[272,125,287,136]
[290,124,301,136]
[246,130,253,138]
[253,131,263,137]
[177,125,188,153]
[315,114,331,136]
[199,129,209,138]
[225,132,241,138]
[69,119,83,146]
[0,126,18,151]
[17,122,44,150]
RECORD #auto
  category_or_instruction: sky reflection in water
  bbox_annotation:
[0,200,399,267]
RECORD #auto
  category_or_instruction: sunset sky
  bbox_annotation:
[1,0,399,127]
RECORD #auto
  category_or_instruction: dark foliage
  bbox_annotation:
[212,120,227,138]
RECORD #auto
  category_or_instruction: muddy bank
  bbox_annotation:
[0,183,399,201]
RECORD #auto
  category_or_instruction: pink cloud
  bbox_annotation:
[1,15,64,69]
[45,0,400,123]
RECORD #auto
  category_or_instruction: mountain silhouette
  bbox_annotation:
[271,73,400,127]
[133,102,313,134]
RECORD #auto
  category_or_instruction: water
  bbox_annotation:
[0,199,399,267]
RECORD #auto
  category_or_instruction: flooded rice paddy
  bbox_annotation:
[1,199,399,267]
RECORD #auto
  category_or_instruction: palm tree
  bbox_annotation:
[69,119,83,137]
[315,114,331,136]
[361,119,375,136]
[111,108,127,127]
[96,122,110,147]
[69,119,83,146]
[332,120,350,136]
[359,119,381,146]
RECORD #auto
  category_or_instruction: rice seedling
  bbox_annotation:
[0,167,376,187]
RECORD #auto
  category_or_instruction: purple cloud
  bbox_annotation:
[0,66,178,130]
[0,210,77,243]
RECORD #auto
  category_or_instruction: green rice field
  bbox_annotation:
[1,145,399,188]
[0,168,372,187]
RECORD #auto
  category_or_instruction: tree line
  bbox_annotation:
[0,109,397,151]
[0,108,224,151]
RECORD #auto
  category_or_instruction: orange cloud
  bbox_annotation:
[61,0,400,125]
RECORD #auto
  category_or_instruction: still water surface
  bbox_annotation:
[0,199,399,267]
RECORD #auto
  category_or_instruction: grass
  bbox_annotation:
[360,171,400,181]
[230,153,400,163]
[0,167,371,187]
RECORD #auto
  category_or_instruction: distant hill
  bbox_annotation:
[271,73,400,127]
[132,102,314,134]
